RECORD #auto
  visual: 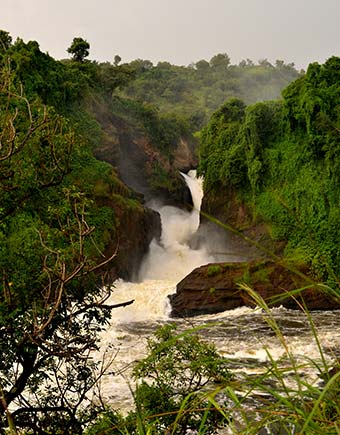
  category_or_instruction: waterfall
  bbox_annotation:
[95,171,215,407]
[138,170,214,282]
[95,171,340,414]
[180,169,203,212]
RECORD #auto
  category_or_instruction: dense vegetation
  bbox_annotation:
[1,27,337,434]
[118,54,299,131]
[0,31,154,433]
[87,324,233,435]
[198,56,340,286]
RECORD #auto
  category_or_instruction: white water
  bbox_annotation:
[96,170,340,412]
[96,170,215,405]
[138,170,214,282]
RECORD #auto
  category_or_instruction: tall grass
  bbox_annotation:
[86,286,340,434]
[213,283,340,435]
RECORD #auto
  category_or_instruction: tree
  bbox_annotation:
[0,29,12,53]
[156,61,172,69]
[67,37,90,62]
[210,53,231,69]
[113,54,121,66]
[88,324,233,434]
[0,65,132,434]
[195,59,210,71]
[129,58,153,73]
[97,62,135,93]
[258,58,273,68]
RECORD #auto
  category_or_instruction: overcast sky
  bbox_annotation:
[2,0,340,69]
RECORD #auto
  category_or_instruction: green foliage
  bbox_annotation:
[198,98,247,192]
[87,324,232,434]
[2,29,337,434]
[148,161,178,193]
[96,62,136,94]
[131,324,232,434]
[0,29,12,54]
[109,97,190,158]
[209,53,231,69]
[207,265,222,277]
[1,30,300,207]
[100,93,194,197]
[113,54,121,66]
[118,54,299,132]
[67,37,90,62]
[1,35,134,115]
[199,57,340,284]
[0,42,147,433]
[1,37,94,110]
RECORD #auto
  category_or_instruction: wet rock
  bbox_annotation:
[169,261,340,317]
[169,263,247,317]
[173,138,198,172]
[113,206,161,281]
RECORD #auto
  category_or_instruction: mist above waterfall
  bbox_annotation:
[138,170,215,282]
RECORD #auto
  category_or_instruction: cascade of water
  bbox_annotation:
[96,171,214,406]
[96,170,340,413]
[138,170,214,282]
[180,169,204,213]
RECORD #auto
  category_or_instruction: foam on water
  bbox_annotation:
[97,277,340,410]
[104,279,173,323]
[138,170,214,282]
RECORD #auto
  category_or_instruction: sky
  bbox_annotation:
[1,0,340,70]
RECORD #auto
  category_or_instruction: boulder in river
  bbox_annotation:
[169,261,340,317]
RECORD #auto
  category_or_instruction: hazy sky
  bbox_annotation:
[2,0,340,69]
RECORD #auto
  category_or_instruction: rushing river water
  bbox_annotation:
[96,171,340,416]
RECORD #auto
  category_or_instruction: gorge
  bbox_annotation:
[97,170,340,421]
[1,31,340,434]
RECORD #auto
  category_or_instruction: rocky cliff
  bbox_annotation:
[89,96,197,206]
[111,203,161,281]
[81,95,199,280]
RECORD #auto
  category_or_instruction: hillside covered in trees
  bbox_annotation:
[2,28,336,434]
[198,56,340,287]
[117,53,300,130]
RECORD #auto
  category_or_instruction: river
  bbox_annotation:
[96,171,340,417]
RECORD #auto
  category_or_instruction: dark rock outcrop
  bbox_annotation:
[89,172,161,282]
[112,205,161,281]
[173,138,198,172]
[169,261,340,317]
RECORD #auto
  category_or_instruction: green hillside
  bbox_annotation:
[199,56,340,285]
